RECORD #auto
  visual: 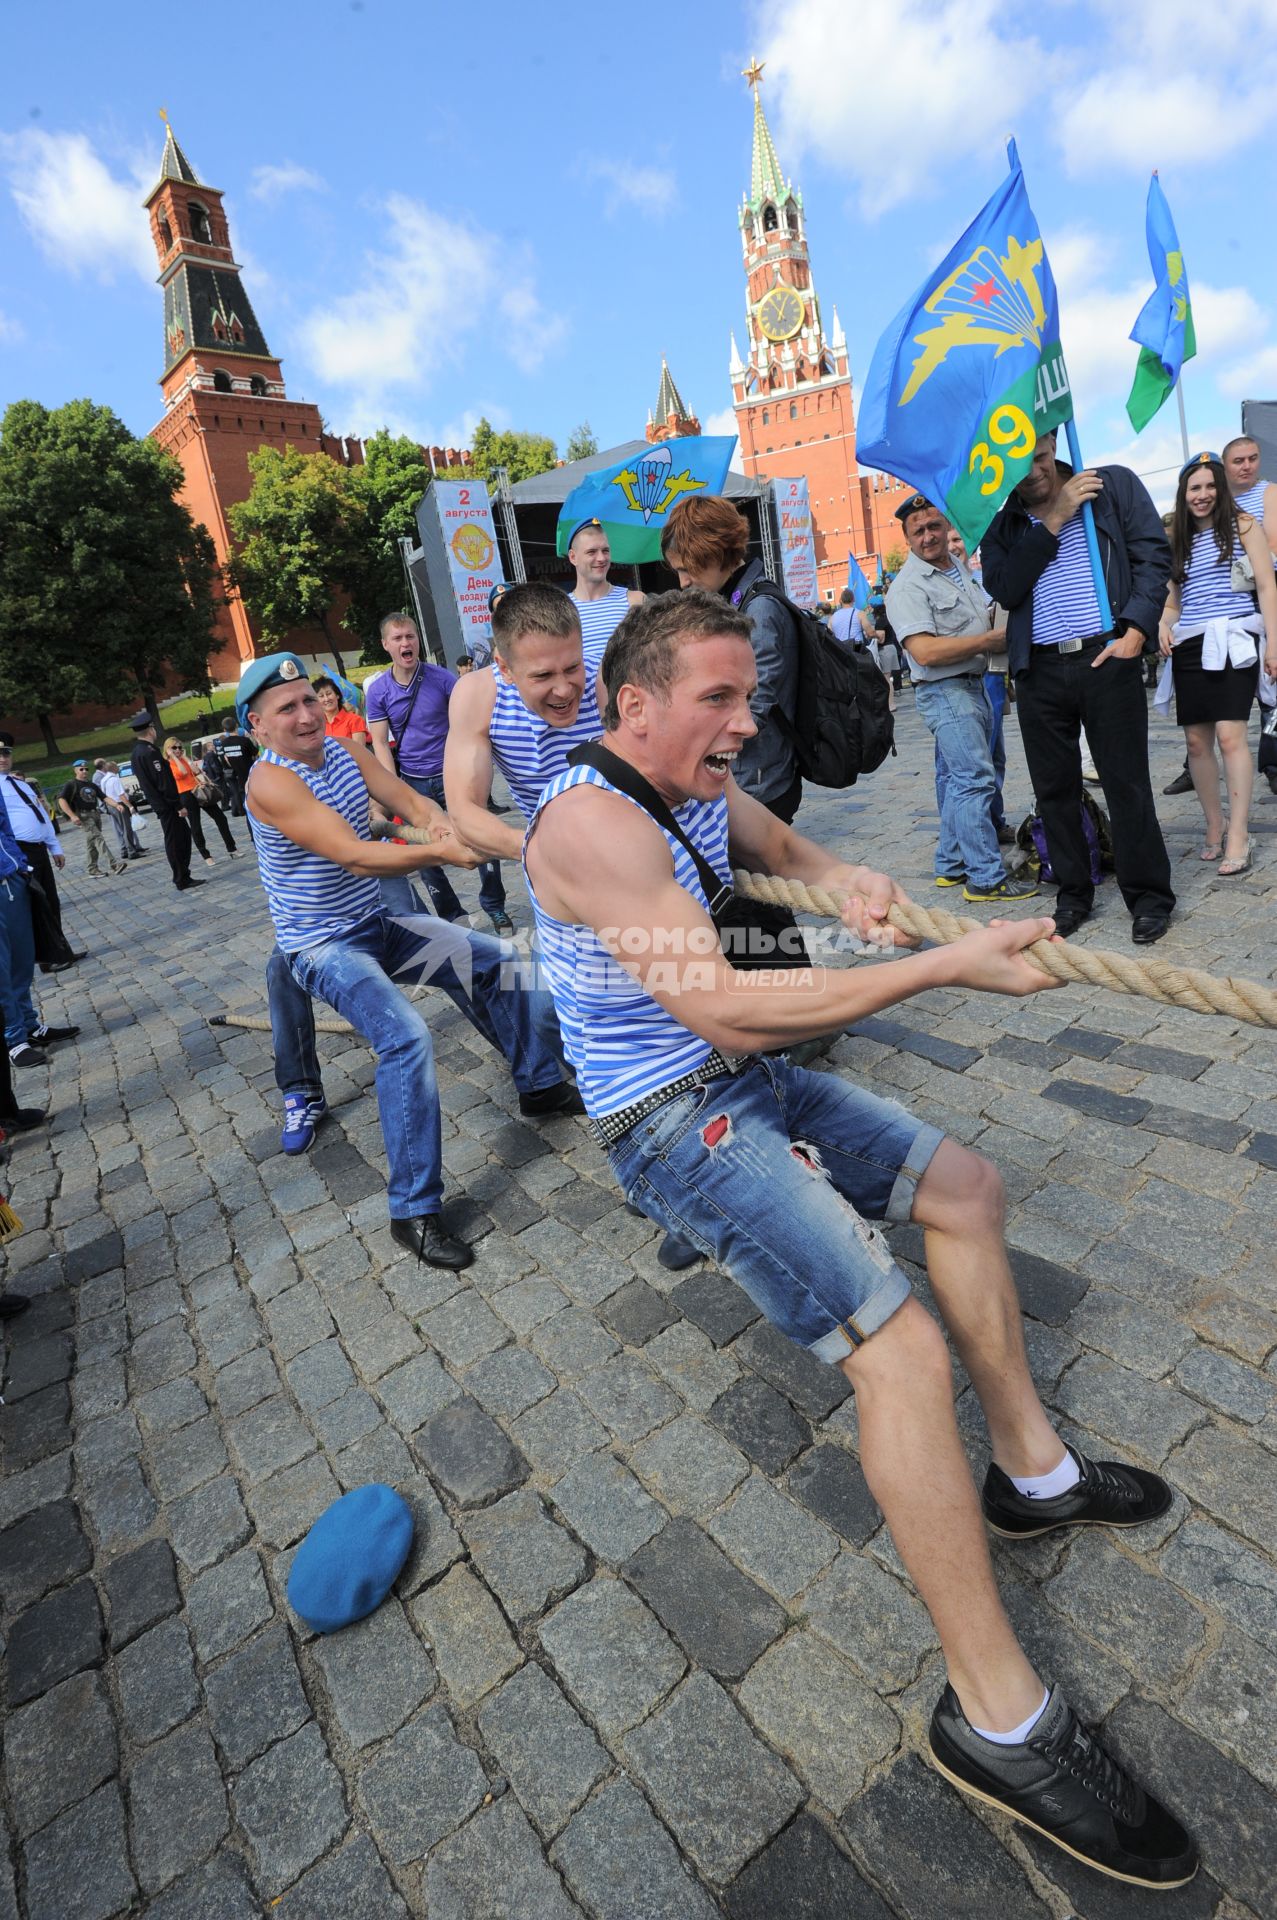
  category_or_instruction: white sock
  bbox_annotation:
[1010,1450,1080,1500]
[972,1688,1051,1746]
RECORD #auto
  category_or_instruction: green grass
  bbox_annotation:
[10,662,386,796]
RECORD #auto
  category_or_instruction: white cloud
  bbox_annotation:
[248,162,325,202]
[752,0,1046,216]
[1216,344,1277,402]
[296,194,562,427]
[703,405,747,470]
[0,129,155,282]
[0,308,24,344]
[587,159,676,219]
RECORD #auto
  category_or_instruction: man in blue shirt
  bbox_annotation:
[0,806,79,1072]
[366,613,511,933]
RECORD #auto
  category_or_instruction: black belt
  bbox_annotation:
[592,1049,749,1149]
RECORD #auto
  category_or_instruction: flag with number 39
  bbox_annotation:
[857,141,1074,551]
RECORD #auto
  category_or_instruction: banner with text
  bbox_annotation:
[774,478,817,606]
[427,479,501,655]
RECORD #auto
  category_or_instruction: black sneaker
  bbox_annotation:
[962,874,1040,903]
[934,872,966,888]
[389,1214,474,1270]
[28,1023,79,1046]
[982,1443,1171,1539]
[929,1685,1196,1887]
[8,1043,47,1070]
[518,1082,585,1119]
[1162,769,1194,796]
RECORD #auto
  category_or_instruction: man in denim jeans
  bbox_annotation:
[888,496,1036,905]
[242,653,577,1271]
[523,590,1195,1892]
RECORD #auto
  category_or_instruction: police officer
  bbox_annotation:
[214,715,257,815]
[129,713,202,891]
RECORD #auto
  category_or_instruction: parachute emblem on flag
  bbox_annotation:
[900,235,1049,405]
[612,444,707,523]
[1166,251,1188,323]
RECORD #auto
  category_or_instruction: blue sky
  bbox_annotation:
[3,0,1276,507]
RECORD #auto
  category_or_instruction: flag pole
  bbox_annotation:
[1062,417,1115,633]
[1174,377,1190,464]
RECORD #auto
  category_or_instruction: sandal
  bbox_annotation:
[1199,841,1223,861]
[1217,837,1254,877]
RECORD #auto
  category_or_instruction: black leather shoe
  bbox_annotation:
[28,1024,79,1046]
[1050,906,1090,939]
[982,1443,1171,1538]
[657,1232,700,1271]
[1132,914,1170,945]
[1162,768,1194,796]
[0,1292,32,1320]
[518,1082,585,1119]
[0,1107,48,1131]
[929,1685,1197,1887]
[390,1214,474,1270]
[175,877,206,890]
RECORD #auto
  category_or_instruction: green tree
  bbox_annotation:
[565,420,599,463]
[0,398,218,747]
[468,416,557,485]
[345,430,432,652]
[227,447,368,674]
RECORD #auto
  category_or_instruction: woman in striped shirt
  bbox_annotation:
[1159,452,1277,875]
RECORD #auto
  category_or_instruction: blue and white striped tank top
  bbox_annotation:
[571,584,631,658]
[525,763,731,1116]
[488,667,604,823]
[1028,512,1102,646]
[1179,527,1255,627]
[250,739,379,951]
[1233,482,1275,570]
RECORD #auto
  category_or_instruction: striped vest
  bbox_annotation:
[1180,526,1255,627]
[570,584,631,658]
[525,763,731,1116]
[1234,481,1276,571]
[1028,512,1102,646]
[250,739,380,951]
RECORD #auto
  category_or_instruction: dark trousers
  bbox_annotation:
[186,795,237,857]
[1259,709,1277,782]
[18,843,75,966]
[1015,643,1175,920]
[158,807,193,889]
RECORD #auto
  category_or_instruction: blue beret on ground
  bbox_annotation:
[286,1484,413,1633]
[236,651,309,730]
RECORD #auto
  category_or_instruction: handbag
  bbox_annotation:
[1230,549,1256,594]
[565,740,812,971]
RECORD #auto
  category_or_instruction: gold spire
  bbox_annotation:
[742,55,765,89]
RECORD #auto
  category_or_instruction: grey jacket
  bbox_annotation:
[728,558,799,803]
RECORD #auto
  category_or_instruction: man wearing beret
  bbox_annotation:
[129,713,200,892]
[241,654,576,1269]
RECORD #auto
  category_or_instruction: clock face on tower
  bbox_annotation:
[756,285,804,342]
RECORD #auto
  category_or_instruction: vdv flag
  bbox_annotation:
[847,553,872,610]
[556,436,736,563]
[1125,173,1196,434]
[328,663,365,714]
[857,142,1072,551]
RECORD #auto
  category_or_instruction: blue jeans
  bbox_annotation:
[268,947,321,1101]
[0,874,38,1049]
[984,671,1008,830]
[609,1057,942,1362]
[286,910,562,1218]
[914,677,1003,889]
[400,773,506,922]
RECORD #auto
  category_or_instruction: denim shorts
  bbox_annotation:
[608,1058,944,1363]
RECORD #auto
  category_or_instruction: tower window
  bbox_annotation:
[787,205,799,231]
[158,213,173,252]
[212,369,232,393]
[763,204,778,233]
[189,202,212,244]
[761,409,769,426]
[212,315,227,342]
[789,402,798,420]
[250,375,267,397]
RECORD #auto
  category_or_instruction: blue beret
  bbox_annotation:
[286,1484,413,1633]
[566,516,604,550]
[236,652,309,731]
[487,581,509,614]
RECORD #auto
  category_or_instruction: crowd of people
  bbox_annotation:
[5,429,1276,1896]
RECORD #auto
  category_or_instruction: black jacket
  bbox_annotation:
[981,463,1171,677]
[130,740,180,813]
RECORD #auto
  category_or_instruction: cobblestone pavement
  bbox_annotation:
[3,697,1276,1920]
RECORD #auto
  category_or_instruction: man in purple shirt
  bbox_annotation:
[366,613,511,932]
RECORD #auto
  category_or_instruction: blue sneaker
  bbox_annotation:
[281,1093,327,1155]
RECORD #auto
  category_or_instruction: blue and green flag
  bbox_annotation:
[555,436,736,563]
[857,141,1073,551]
[1125,174,1196,434]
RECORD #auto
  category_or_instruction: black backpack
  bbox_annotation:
[741,578,896,788]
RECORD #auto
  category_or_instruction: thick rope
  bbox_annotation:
[732,870,1277,1029]
[208,822,1277,1033]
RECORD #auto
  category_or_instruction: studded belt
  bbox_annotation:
[591,1050,749,1149]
